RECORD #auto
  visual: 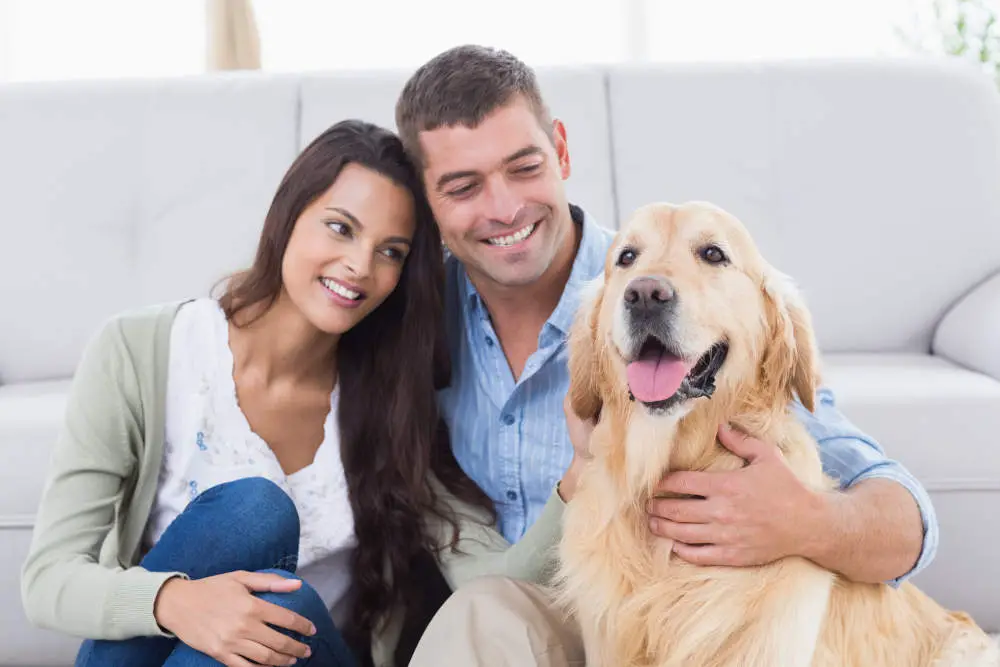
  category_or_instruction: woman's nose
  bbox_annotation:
[343,247,374,278]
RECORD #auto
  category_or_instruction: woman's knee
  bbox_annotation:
[195,478,300,562]
[253,568,328,628]
[141,477,301,578]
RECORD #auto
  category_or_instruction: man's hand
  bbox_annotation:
[647,424,826,567]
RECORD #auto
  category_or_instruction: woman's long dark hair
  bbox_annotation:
[217,119,495,651]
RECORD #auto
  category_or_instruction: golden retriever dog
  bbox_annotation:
[557,201,998,666]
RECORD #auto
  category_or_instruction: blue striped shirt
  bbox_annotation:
[437,204,937,585]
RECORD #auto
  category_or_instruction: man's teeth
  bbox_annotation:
[320,278,360,300]
[487,222,536,247]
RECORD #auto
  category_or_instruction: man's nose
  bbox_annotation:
[484,178,521,225]
[624,276,676,313]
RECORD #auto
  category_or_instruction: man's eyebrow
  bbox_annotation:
[326,206,361,227]
[436,145,545,192]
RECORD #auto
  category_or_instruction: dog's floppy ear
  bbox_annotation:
[760,268,820,412]
[567,276,605,422]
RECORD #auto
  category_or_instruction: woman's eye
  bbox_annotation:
[616,248,637,267]
[327,221,351,236]
[382,247,405,261]
[699,244,728,265]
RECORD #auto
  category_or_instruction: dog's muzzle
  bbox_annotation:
[624,275,676,323]
[622,275,729,413]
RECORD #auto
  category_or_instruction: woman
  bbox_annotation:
[20,119,500,667]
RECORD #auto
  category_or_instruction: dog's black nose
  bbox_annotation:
[624,276,675,311]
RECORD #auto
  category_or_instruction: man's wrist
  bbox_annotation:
[798,488,841,567]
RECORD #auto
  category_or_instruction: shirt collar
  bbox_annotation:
[546,204,610,336]
[462,203,612,335]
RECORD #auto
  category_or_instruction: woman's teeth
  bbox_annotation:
[320,278,361,300]
[487,222,536,247]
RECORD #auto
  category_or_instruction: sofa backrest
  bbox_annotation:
[2,58,1000,383]
[607,59,1000,354]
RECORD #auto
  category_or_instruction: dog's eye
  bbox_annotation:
[699,244,728,265]
[616,248,637,267]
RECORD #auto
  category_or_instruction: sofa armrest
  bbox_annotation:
[932,270,1000,380]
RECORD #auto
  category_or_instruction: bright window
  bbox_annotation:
[0,0,980,83]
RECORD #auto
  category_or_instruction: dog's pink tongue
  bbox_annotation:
[626,348,690,403]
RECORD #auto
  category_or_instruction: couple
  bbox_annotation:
[22,45,938,667]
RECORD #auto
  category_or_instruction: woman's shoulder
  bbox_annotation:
[78,299,195,379]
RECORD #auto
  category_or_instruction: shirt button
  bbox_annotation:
[501,413,515,426]
[506,490,518,501]
[485,337,495,347]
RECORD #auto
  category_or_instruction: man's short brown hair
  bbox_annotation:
[395,44,553,170]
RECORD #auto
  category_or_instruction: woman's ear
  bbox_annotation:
[760,269,821,413]
[567,277,605,422]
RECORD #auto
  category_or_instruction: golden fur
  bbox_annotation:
[556,202,998,666]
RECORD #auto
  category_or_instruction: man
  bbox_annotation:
[395,45,937,665]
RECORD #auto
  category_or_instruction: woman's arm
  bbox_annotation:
[426,479,565,591]
[20,318,186,640]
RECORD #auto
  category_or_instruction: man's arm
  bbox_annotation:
[793,387,937,585]
[807,477,924,584]
[647,388,937,585]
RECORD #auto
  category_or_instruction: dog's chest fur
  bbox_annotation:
[557,406,836,667]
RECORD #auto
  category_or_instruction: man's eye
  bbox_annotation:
[447,184,476,198]
[616,248,637,267]
[514,163,541,174]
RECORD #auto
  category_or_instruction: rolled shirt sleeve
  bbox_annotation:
[791,387,938,587]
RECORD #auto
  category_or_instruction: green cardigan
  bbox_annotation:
[20,300,566,665]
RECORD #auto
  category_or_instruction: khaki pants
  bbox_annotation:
[408,576,586,666]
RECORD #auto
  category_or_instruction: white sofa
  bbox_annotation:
[2,57,998,665]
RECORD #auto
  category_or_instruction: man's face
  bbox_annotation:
[417,95,573,290]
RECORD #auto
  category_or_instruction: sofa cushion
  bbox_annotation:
[823,352,1000,630]
[607,58,1000,353]
[298,67,619,232]
[0,380,70,519]
[0,74,301,385]
[0,380,82,664]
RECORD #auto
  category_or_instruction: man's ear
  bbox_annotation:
[760,269,821,413]
[567,276,604,421]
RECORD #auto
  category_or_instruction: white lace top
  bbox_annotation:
[143,298,357,623]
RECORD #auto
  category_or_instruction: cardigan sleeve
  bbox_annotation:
[427,479,565,590]
[20,317,186,640]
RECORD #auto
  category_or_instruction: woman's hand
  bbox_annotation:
[564,393,596,461]
[154,571,316,667]
[559,394,597,502]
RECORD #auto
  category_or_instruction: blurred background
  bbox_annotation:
[0,0,997,90]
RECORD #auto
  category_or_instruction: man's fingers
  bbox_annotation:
[649,517,717,545]
[255,598,317,637]
[670,542,739,567]
[716,423,771,463]
[656,471,715,497]
[647,497,710,524]
[234,571,303,594]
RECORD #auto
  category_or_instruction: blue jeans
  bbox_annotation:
[75,477,358,667]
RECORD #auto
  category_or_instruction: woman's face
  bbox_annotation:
[281,163,417,336]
